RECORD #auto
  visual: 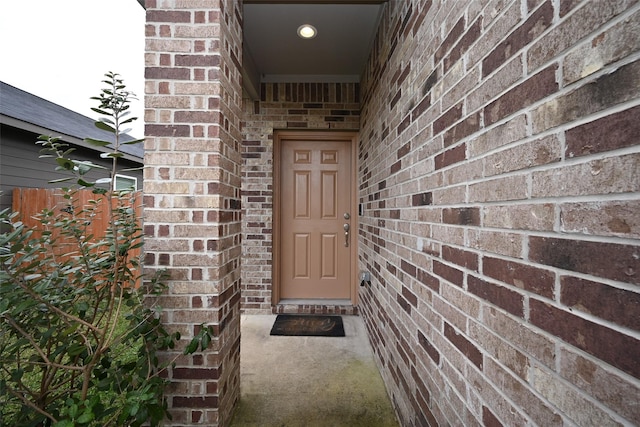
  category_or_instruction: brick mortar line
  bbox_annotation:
[363,189,640,206]
[528,98,640,137]
[473,96,639,148]
[428,6,515,80]
[490,341,628,425]
[412,313,536,424]
[524,2,640,77]
[551,342,640,399]
[366,260,638,424]
[464,336,564,424]
[557,49,639,92]
[363,140,640,192]
[362,255,640,339]
[363,217,640,248]
[361,247,638,309]
[408,40,640,145]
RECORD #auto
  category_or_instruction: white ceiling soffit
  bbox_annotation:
[243,1,385,90]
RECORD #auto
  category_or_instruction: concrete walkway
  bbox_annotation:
[230,315,399,426]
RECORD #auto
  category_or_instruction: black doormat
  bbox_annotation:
[270,314,345,337]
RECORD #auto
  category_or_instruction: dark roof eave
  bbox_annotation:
[0,81,144,160]
[1,114,144,164]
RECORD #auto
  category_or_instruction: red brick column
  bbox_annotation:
[143,1,242,425]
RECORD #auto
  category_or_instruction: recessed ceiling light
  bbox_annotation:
[297,24,317,39]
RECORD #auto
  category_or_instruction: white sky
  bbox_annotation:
[0,0,146,138]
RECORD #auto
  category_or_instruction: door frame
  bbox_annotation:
[273,130,359,306]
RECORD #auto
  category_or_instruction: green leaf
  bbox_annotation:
[77,179,95,187]
[77,411,94,424]
[121,117,137,125]
[14,299,37,313]
[49,177,74,184]
[184,339,198,355]
[129,403,140,416]
[201,331,211,350]
[90,107,110,115]
[76,164,92,176]
[76,301,89,313]
[95,121,116,133]
[67,342,86,356]
[84,137,111,147]
[56,157,75,170]
[122,138,145,145]
[11,368,24,381]
[69,403,79,418]
[129,242,144,250]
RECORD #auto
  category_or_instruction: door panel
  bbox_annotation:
[321,233,338,278]
[294,171,310,218]
[293,234,310,278]
[279,135,353,300]
[321,171,337,218]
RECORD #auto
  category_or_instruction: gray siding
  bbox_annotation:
[1,125,143,212]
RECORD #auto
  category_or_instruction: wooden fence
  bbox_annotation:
[12,188,143,286]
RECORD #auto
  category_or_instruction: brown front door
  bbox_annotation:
[275,131,356,301]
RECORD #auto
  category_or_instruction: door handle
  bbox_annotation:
[343,223,350,247]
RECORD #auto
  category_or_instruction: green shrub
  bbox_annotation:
[0,73,210,427]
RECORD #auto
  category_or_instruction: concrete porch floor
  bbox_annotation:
[230,315,399,426]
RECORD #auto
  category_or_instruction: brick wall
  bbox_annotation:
[143,0,243,425]
[241,82,360,314]
[358,0,640,425]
